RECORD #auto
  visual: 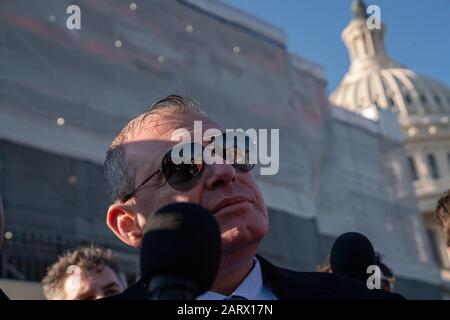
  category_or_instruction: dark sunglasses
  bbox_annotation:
[120,131,256,203]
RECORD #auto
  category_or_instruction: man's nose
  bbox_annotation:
[204,163,236,189]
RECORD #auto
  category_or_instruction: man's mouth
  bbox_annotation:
[211,196,251,214]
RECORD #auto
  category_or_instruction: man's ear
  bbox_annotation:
[107,204,143,248]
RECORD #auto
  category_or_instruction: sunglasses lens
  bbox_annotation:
[161,144,205,191]
[221,132,256,173]
[224,145,254,172]
[234,162,255,173]
[161,133,256,191]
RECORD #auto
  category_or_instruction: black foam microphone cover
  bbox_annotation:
[140,202,221,296]
[330,232,376,281]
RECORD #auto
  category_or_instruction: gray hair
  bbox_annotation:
[104,95,204,203]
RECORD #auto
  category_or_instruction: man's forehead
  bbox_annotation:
[124,112,223,154]
[65,267,112,287]
[136,112,222,141]
[121,112,224,175]
[64,269,90,292]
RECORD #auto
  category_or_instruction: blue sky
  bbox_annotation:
[225,0,450,93]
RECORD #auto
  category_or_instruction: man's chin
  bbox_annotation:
[220,225,265,255]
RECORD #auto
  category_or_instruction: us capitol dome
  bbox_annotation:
[330,0,450,270]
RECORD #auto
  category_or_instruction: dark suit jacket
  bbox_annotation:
[0,288,9,301]
[256,255,403,300]
[104,255,404,300]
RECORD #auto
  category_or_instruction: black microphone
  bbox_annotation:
[140,202,221,300]
[329,232,376,282]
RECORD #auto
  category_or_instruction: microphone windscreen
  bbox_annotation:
[330,232,376,281]
[140,202,221,295]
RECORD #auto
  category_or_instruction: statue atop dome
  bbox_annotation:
[352,0,368,19]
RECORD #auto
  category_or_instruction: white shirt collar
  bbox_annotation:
[197,257,276,300]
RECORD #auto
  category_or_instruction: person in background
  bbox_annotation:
[319,244,396,293]
[42,245,126,300]
[316,255,332,273]
[375,253,396,293]
[0,195,9,300]
[436,190,450,251]
[329,232,376,283]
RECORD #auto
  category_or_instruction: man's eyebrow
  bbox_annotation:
[102,282,121,290]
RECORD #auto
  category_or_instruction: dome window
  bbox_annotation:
[407,156,419,181]
[389,97,395,106]
[404,93,412,105]
[426,153,440,179]
[420,94,427,103]
[434,95,441,105]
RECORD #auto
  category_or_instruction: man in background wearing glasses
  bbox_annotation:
[103,95,403,300]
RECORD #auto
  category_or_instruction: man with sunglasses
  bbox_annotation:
[103,95,403,300]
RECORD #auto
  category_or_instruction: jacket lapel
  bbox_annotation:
[257,254,335,300]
